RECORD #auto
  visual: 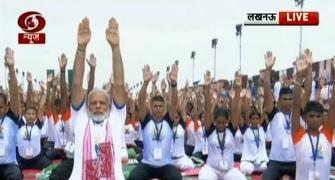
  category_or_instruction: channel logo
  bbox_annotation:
[18,11,46,44]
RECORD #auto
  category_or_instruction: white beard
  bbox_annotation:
[88,111,109,123]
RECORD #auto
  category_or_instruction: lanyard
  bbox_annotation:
[283,112,291,131]
[25,124,33,141]
[251,127,260,149]
[0,117,4,134]
[307,131,320,167]
[201,123,207,145]
[216,128,226,156]
[154,121,163,143]
[172,125,178,144]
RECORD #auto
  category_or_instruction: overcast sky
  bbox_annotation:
[1,0,334,91]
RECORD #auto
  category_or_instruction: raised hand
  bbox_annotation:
[169,63,178,85]
[161,79,167,91]
[106,17,119,47]
[152,72,159,84]
[204,70,212,86]
[265,51,276,69]
[58,53,67,71]
[295,54,308,77]
[235,74,242,88]
[40,81,47,93]
[77,17,91,50]
[142,65,153,83]
[26,72,32,83]
[86,53,96,68]
[331,56,335,78]
[304,48,313,65]
[4,47,15,67]
[240,89,247,98]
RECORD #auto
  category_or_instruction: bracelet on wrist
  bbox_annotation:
[171,83,177,88]
[77,47,86,52]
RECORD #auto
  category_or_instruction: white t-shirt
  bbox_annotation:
[240,125,268,163]
[273,81,282,101]
[40,116,49,138]
[69,101,126,180]
[170,122,186,158]
[17,118,43,159]
[268,109,296,162]
[141,113,174,167]
[185,118,195,146]
[293,126,332,180]
[205,123,236,171]
[193,120,207,154]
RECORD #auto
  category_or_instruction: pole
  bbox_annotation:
[192,58,194,84]
[239,33,242,72]
[299,1,304,55]
[214,46,217,81]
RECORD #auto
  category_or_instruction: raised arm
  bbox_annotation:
[204,70,213,130]
[168,63,178,125]
[38,82,47,120]
[327,57,335,132]
[59,53,69,113]
[106,18,126,107]
[86,54,96,95]
[301,49,313,108]
[231,74,242,129]
[292,57,308,135]
[26,72,34,106]
[264,51,276,114]
[5,47,20,117]
[71,17,91,107]
[138,65,153,121]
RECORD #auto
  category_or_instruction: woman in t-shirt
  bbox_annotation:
[17,83,51,170]
[239,108,269,175]
[198,71,246,180]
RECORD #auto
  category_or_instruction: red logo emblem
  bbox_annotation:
[18,11,46,44]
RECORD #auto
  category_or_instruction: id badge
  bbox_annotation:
[64,142,74,154]
[154,148,162,160]
[202,145,208,155]
[26,147,34,157]
[282,136,289,149]
[308,170,320,180]
[0,141,6,157]
[219,159,228,171]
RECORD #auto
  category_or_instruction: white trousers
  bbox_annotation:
[171,155,194,170]
[198,164,247,180]
[240,161,267,175]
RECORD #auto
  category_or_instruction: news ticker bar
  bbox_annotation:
[244,11,319,26]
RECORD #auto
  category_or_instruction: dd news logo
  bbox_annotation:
[18,11,46,44]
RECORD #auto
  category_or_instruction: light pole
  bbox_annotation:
[211,38,218,81]
[295,0,304,55]
[236,24,242,72]
[191,51,196,84]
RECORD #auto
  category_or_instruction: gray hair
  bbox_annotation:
[87,89,111,107]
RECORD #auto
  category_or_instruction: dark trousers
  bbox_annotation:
[262,160,296,180]
[193,151,208,162]
[128,163,182,180]
[46,149,66,160]
[49,158,74,180]
[0,164,23,180]
[17,154,51,170]
[184,145,194,157]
